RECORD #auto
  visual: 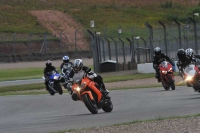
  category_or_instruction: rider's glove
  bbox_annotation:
[88,75,95,80]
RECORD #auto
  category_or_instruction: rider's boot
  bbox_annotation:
[158,77,161,83]
[65,83,72,95]
[100,84,110,99]
[155,74,161,83]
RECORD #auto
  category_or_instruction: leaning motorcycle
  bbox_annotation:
[182,63,200,92]
[159,61,175,90]
[71,75,113,114]
[43,70,63,95]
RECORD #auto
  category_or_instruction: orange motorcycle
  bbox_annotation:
[71,75,113,114]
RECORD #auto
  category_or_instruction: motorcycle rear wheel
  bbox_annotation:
[82,94,98,114]
[102,99,113,112]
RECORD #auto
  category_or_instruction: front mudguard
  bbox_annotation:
[81,91,94,101]
[71,92,80,101]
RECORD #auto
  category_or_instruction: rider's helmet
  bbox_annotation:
[73,59,83,73]
[154,47,161,57]
[62,55,69,63]
[46,60,52,67]
[177,49,186,61]
[185,48,194,57]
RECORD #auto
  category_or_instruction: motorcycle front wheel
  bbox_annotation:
[193,80,200,92]
[167,75,175,90]
[162,81,169,90]
[54,82,63,95]
[82,94,98,114]
[47,86,55,95]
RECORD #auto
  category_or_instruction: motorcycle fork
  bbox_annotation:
[48,82,57,92]
[81,91,94,101]
[162,74,171,86]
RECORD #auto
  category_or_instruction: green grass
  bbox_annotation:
[0,0,199,34]
[0,68,44,81]
[0,80,186,96]
[0,65,93,81]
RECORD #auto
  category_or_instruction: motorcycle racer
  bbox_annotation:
[68,59,110,99]
[153,47,175,82]
[60,55,73,76]
[177,48,200,73]
[44,60,60,90]
[60,55,73,91]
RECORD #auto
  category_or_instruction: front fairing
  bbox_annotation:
[184,64,197,82]
[159,61,173,75]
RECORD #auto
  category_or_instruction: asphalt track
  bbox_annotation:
[0,86,200,133]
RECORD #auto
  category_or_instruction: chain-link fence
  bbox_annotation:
[88,18,200,72]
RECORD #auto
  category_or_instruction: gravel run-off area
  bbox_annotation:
[66,116,200,133]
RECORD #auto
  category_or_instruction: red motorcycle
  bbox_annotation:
[159,61,175,90]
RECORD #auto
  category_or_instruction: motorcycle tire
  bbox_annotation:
[162,82,169,90]
[168,75,175,90]
[54,83,63,95]
[193,80,200,92]
[47,87,55,96]
[82,94,98,114]
[102,99,113,112]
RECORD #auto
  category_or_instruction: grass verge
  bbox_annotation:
[0,82,186,96]
[0,68,43,81]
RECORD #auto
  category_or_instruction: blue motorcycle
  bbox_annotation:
[45,70,63,95]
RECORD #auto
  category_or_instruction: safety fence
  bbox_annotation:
[88,17,200,72]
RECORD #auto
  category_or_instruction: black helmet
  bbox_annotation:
[46,60,52,67]
[73,59,83,73]
[154,47,161,56]
[177,49,186,61]
[62,55,69,63]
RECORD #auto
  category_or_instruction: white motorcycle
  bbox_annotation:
[182,64,200,92]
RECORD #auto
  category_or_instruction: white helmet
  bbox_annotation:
[62,55,69,63]
[73,59,83,73]
[185,48,193,57]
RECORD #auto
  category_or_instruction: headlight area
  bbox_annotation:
[53,76,59,80]
[185,76,193,81]
[162,70,167,74]
[75,87,81,92]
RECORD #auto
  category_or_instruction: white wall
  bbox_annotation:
[137,61,178,73]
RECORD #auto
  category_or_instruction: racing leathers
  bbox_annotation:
[60,62,73,90]
[153,53,175,82]
[177,54,200,74]
[44,66,59,89]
